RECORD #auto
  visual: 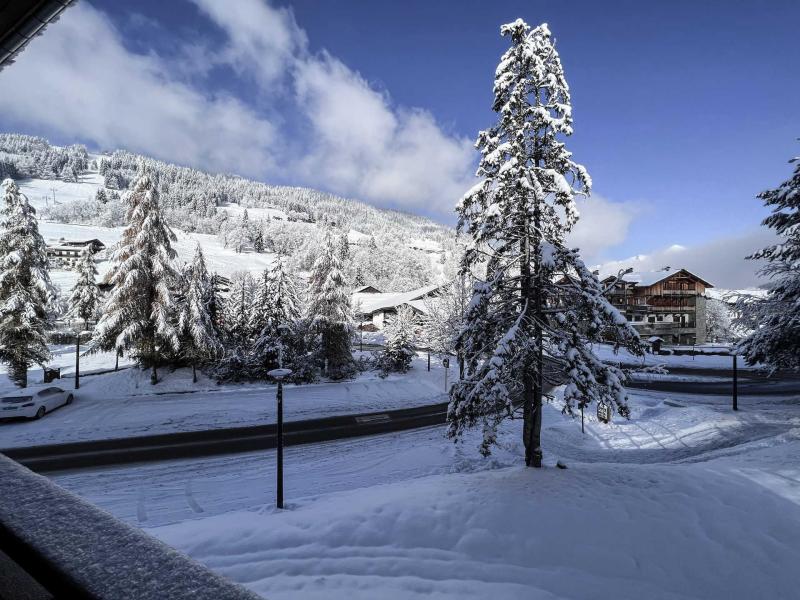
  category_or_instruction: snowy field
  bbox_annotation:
[51,386,800,599]
[0,352,451,448]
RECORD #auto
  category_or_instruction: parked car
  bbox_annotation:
[0,387,74,420]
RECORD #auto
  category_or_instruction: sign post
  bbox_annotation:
[732,353,738,411]
[442,357,450,392]
[597,402,611,424]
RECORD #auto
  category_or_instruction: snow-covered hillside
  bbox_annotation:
[2,134,456,292]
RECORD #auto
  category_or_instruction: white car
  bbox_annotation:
[1,386,74,420]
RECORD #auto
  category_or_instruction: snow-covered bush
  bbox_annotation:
[376,306,417,376]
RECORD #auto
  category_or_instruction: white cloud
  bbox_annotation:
[567,194,639,263]
[0,3,277,178]
[189,0,305,89]
[189,0,475,216]
[293,54,475,215]
[596,228,777,290]
[1,0,476,216]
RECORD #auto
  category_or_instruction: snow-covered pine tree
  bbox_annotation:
[92,167,179,384]
[253,225,265,253]
[178,244,222,382]
[0,179,53,387]
[736,151,800,370]
[68,247,99,331]
[224,272,255,347]
[421,275,471,357]
[252,259,303,369]
[705,298,734,343]
[227,209,250,254]
[307,230,353,378]
[450,20,642,465]
[339,231,350,261]
[249,268,274,348]
[377,305,417,375]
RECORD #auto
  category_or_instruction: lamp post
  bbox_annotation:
[268,323,292,509]
[74,332,80,390]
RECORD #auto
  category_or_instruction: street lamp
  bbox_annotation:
[268,322,292,509]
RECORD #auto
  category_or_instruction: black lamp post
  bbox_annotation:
[268,323,292,509]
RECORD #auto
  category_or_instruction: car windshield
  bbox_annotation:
[1,397,32,404]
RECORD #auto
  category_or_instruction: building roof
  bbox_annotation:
[622,268,713,288]
[352,285,382,294]
[352,284,441,315]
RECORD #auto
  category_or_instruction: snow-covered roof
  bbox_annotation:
[352,284,441,315]
[353,285,382,294]
[623,268,713,288]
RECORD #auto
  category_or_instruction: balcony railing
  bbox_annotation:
[0,454,261,600]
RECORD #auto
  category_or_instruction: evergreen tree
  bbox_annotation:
[0,179,53,387]
[339,231,350,261]
[253,225,265,253]
[252,259,302,369]
[227,209,250,254]
[225,272,255,347]
[92,167,179,384]
[706,298,734,344]
[421,276,471,357]
[178,245,222,382]
[736,151,800,370]
[450,20,642,464]
[68,247,99,330]
[249,268,273,345]
[307,230,353,378]
[377,305,417,375]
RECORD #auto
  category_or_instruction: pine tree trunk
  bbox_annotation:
[115,350,119,371]
[151,362,158,385]
[531,184,544,468]
[10,361,27,388]
[192,363,197,383]
[520,216,535,467]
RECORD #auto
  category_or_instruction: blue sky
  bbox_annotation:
[0,0,797,285]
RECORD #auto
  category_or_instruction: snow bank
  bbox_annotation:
[153,452,800,600]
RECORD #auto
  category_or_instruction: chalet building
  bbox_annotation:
[46,238,105,269]
[602,268,713,345]
[352,284,441,330]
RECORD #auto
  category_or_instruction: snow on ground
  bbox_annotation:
[592,343,750,370]
[220,202,288,222]
[51,387,800,599]
[0,352,450,448]
[17,172,105,211]
[38,220,277,286]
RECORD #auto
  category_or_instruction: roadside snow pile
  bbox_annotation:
[153,445,800,600]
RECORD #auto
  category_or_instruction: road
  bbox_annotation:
[2,402,448,473]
